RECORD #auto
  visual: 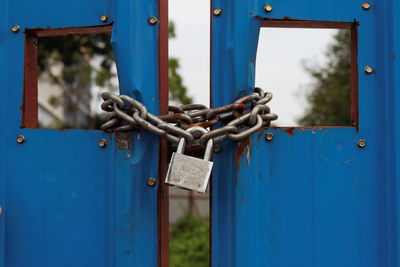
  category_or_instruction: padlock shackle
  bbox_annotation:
[176,127,213,161]
[176,137,186,154]
[203,137,213,161]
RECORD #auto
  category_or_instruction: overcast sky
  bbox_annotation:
[169,0,338,126]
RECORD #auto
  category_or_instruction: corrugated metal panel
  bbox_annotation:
[211,0,396,266]
[0,0,160,266]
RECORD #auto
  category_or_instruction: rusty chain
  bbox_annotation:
[100,87,278,145]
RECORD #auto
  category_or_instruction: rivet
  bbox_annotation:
[147,178,157,187]
[357,139,366,148]
[362,2,371,10]
[264,4,273,13]
[213,8,222,16]
[100,14,109,23]
[17,135,25,144]
[213,145,223,153]
[265,132,274,141]
[98,139,107,148]
[148,17,158,25]
[364,66,374,74]
[11,25,20,33]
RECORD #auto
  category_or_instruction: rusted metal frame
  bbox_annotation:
[157,0,169,265]
[350,22,359,128]
[26,25,113,37]
[261,19,353,29]
[169,193,210,200]
[22,32,38,128]
[261,19,359,128]
[21,25,113,128]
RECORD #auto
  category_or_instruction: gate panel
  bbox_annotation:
[0,0,161,266]
[211,0,394,266]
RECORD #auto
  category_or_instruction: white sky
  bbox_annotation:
[169,0,338,126]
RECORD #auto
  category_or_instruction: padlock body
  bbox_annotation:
[165,152,213,193]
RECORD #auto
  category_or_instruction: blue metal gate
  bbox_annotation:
[0,0,162,266]
[1,0,400,266]
[212,0,399,266]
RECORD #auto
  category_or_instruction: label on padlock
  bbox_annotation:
[165,152,213,194]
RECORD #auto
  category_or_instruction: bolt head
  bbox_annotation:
[147,178,157,187]
[148,17,158,25]
[17,135,25,144]
[364,66,373,74]
[265,132,274,141]
[264,4,273,13]
[213,145,223,153]
[213,8,222,16]
[11,25,20,33]
[100,14,109,23]
[358,139,366,148]
[98,139,107,148]
[362,2,371,10]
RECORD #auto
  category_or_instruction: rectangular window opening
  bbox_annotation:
[23,26,118,130]
[256,20,358,127]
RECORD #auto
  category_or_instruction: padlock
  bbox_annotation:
[165,127,214,194]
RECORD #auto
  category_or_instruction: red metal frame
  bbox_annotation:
[22,25,113,128]
[157,0,169,266]
[261,20,359,127]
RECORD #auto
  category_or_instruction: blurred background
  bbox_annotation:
[36,1,351,266]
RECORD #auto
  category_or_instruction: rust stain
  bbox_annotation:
[282,127,296,136]
[249,12,253,15]
[236,137,251,171]
[173,113,183,118]
[115,132,132,157]
[195,120,215,128]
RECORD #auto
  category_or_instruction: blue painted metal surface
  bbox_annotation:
[211,0,398,266]
[0,0,160,266]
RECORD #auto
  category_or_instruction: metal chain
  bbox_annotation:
[100,87,278,145]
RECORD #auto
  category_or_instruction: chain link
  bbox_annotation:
[100,87,278,145]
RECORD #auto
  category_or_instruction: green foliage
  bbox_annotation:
[168,22,193,105]
[169,58,193,105]
[38,33,115,89]
[169,21,176,38]
[299,30,351,126]
[170,214,209,267]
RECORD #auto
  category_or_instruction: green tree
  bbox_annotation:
[298,30,351,126]
[170,213,209,267]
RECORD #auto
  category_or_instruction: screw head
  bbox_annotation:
[362,2,371,10]
[364,66,374,74]
[98,139,107,148]
[357,139,366,148]
[213,8,222,16]
[17,135,25,144]
[213,145,223,153]
[148,16,158,25]
[147,178,157,187]
[100,14,109,23]
[11,25,20,33]
[264,4,273,13]
[265,132,274,141]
